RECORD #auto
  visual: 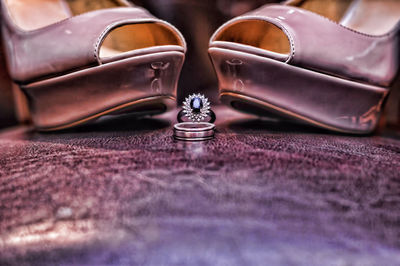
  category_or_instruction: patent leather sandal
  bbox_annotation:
[209,0,400,134]
[1,0,186,131]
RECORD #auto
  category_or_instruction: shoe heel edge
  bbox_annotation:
[12,83,31,124]
[383,76,400,129]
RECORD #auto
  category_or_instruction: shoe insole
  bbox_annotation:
[213,20,291,57]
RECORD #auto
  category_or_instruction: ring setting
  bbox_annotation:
[182,94,210,122]
[177,94,216,123]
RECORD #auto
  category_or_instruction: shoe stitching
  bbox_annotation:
[94,18,157,63]
[93,19,187,63]
[209,16,296,63]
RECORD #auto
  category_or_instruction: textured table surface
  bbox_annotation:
[1,106,400,266]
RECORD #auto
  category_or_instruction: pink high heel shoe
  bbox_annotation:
[1,0,186,131]
[209,0,400,134]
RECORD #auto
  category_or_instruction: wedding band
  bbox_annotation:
[173,122,215,141]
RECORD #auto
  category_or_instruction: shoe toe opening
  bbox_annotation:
[213,20,291,61]
[99,22,185,60]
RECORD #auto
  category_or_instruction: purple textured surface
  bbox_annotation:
[0,106,400,265]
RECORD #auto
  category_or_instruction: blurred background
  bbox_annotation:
[0,32,18,129]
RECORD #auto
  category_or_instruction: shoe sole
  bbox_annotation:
[209,46,388,134]
[21,50,184,131]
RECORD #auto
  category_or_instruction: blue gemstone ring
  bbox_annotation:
[177,93,216,123]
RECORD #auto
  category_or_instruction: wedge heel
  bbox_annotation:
[21,50,184,131]
[209,47,388,134]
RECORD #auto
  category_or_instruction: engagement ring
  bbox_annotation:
[177,93,216,123]
[174,93,216,141]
